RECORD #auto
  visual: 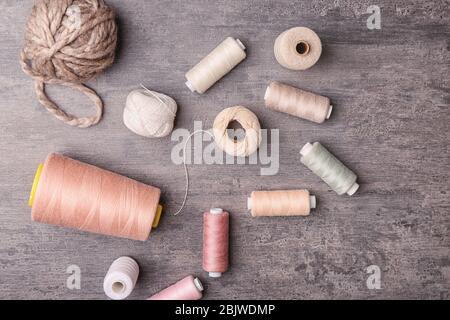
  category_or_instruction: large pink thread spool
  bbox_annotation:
[203,208,229,278]
[148,275,203,300]
[28,153,163,241]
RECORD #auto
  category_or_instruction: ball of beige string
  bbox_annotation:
[20,0,118,128]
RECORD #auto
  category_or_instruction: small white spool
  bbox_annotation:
[185,37,247,94]
[103,257,139,300]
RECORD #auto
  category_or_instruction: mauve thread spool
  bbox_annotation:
[248,190,316,217]
[148,275,203,300]
[28,153,162,241]
[265,81,333,124]
[203,208,229,278]
[300,142,360,196]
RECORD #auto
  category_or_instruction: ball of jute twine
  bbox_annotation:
[20,0,117,128]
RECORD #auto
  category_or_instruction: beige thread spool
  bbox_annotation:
[265,81,333,123]
[274,27,322,70]
[247,190,316,217]
[186,37,247,94]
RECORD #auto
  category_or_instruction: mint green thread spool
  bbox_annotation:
[300,142,359,196]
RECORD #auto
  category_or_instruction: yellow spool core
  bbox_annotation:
[28,163,43,207]
[152,204,163,228]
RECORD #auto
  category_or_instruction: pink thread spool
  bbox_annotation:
[203,208,229,278]
[148,275,203,300]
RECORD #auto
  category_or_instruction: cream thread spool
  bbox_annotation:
[185,37,246,94]
[265,81,333,123]
[300,142,359,196]
[103,257,139,300]
[274,27,322,70]
[247,190,316,217]
[213,106,262,157]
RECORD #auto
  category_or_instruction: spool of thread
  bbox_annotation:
[123,85,177,138]
[103,257,139,300]
[203,208,229,278]
[213,106,262,157]
[148,275,203,300]
[28,153,163,241]
[300,142,359,196]
[274,27,322,70]
[248,190,316,217]
[20,0,118,128]
[185,37,246,94]
[264,81,333,124]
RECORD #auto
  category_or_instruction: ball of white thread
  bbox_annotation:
[103,256,139,300]
[213,106,262,157]
[123,87,177,138]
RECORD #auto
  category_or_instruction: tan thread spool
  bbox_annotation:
[185,37,246,94]
[213,106,262,157]
[265,81,333,123]
[29,153,162,241]
[274,27,322,70]
[247,190,316,217]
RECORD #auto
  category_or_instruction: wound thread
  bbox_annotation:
[274,27,322,70]
[213,106,262,157]
[300,142,359,196]
[248,190,316,217]
[203,208,229,278]
[265,81,333,124]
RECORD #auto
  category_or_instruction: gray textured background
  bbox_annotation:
[0,0,449,300]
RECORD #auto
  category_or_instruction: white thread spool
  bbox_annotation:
[185,37,246,94]
[300,142,360,196]
[103,257,139,300]
[274,27,322,70]
[123,86,177,138]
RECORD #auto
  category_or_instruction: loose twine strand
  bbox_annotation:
[173,129,214,216]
